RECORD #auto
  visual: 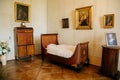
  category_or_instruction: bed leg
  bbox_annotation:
[41,54,44,61]
[85,58,89,66]
[76,64,82,72]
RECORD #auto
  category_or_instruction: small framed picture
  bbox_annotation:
[14,2,30,22]
[106,33,117,46]
[104,14,114,28]
[75,6,92,29]
[62,18,69,28]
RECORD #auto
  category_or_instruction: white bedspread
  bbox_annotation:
[46,44,76,58]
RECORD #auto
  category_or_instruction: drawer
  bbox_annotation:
[16,29,33,33]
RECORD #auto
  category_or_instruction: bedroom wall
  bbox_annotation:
[47,0,120,70]
[0,0,47,60]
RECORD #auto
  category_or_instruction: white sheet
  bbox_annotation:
[46,44,76,58]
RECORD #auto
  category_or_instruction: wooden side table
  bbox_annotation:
[101,45,120,80]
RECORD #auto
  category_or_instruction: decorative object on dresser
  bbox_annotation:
[20,21,26,27]
[100,45,120,80]
[14,27,35,60]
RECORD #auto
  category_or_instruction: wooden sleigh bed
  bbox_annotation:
[41,33,89,72]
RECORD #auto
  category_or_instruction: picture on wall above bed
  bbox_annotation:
[106,33,117,46]
[62,18,69,28]
[104,14,114,28]
[75,6,92,30]
[14,2,30,22]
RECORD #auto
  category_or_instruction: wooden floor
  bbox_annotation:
[0,55,113,80]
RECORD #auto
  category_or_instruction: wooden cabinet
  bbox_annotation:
[101,45,119,79]
[14,27,35,60]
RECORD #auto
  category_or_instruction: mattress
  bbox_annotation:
[46,44,76,58]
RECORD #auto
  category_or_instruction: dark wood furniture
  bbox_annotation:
[101,45,120,79]
[14,27,35,60]
[41,33,89,72]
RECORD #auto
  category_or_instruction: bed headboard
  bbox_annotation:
[41,33,59,49]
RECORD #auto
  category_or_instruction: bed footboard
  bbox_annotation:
[67,42,89,72]
[79,41,89,65]
[68,42,89,64]
[76,42,89,72]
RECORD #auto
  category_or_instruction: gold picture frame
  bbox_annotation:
[75,6,92,29]
[14,2,30,22]
[104,14,114,28]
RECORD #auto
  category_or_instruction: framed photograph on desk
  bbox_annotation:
[106,33,117,46]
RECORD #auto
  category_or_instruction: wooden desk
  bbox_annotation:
[14,27,35,60]
[101,45,120,80]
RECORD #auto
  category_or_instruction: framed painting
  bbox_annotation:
[104,14,114,28]
[14,2,30,22]
[62,18,69,28]
[75,6,92,29]
[106,33,117,46]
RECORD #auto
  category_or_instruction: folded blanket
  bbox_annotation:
[46,44,76,58]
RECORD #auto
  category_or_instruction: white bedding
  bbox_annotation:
[46,44,76,58]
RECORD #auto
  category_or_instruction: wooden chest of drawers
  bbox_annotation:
[14,27,35,60]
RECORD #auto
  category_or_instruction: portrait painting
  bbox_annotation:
[14,2,30,22]
[62,18,69,28]
[106,33,117,46]
[104,14,114,28]
[75,6,92,29]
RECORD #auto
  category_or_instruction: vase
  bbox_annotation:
[1,54,7,66]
